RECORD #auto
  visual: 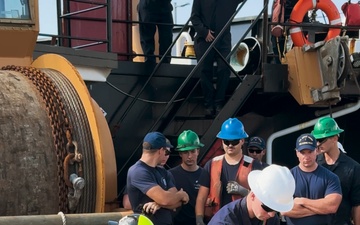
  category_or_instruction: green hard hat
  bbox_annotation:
[311,117,344,139]
[176,130,204,151]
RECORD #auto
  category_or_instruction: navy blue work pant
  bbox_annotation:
[194,34,231,108]
[138,9,173,63]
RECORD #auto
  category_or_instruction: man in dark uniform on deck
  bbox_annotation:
[247,136,269,168]
[127,132,189,225]
[282,133,342,225]
[170,130,205,225]
[312,117,360,225]
[190,0,244,115]
[137,0,173,63]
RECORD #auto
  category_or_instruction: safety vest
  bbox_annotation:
[205,154,253,219]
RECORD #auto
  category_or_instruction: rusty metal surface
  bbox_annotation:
[42,68,96,213]
[0,70,59,215]
[0,66,96,215]
[3,65,72,212]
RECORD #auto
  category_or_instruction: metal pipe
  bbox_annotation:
[266,100,360,164]
[106,0,112,52]
[0,212,126,225]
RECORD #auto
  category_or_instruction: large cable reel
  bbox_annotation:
[0,54,117,216]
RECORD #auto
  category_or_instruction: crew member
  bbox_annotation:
[127,132,189,225]
[137,0,173,63]
[208,164,295,225]
[195,118,262,225]
[312,117,360,225]
[282,133,342,225]
[247,136,269,168]
[170,130,205,225]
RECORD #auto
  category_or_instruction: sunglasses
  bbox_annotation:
[223,139,240,146]
[317,138,328,144]
[261,203,276,213]
[165,150,170,156]
[248,149,263,154]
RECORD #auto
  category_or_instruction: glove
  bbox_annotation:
[226,181,249,196]
[196,215,205,225]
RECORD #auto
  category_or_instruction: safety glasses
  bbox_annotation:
[223,139,240,146]
[161,148,170,156]
[317,138,328,144]
[248,149,263,154]
[316,138,329,149]
[261,203,276,213]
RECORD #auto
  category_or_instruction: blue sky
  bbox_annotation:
[38,0,349,37]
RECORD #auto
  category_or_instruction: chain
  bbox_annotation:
[2,65,72,213]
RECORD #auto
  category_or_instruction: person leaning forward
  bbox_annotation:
[312,117,360,225]
[127,132,189,225]
[282,133,342,225]
[195,118,263,225]
[208,164,296,225]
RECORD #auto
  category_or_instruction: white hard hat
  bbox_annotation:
[337,142,346,153]
[248,164,295,212]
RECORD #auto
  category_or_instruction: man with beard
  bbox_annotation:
[282,133,342,225]
[195,118,263,225]
[312,117,360,225]
[169,130,205,225]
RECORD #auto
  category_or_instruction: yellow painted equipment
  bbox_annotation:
[0,0,117,216]
[285,47,323,105]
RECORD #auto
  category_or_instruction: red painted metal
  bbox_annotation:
[65,0,130,60]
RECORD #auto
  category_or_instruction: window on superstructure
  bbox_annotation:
[0,0,30,20]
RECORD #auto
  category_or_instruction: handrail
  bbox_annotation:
[115,19,192,124]
[115,19,192,177]
[57,0,112,51]
[115,0,256,178]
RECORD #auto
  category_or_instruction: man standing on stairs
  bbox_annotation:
[195,118,263,225]
[169,130,205,225]
[190,0,244,116]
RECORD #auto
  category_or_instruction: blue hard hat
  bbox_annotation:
[217,118,248,140]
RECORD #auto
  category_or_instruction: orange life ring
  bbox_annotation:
[289,0,342,47]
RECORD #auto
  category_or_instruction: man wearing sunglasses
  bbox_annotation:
[282,133,342,225]
[123,138,172,211]
[195,118,263,225]
[247,136,269,168]
[312,117,360,225]
[127,132,190,225]
[170,130,205,225]
[208,164,295,225]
